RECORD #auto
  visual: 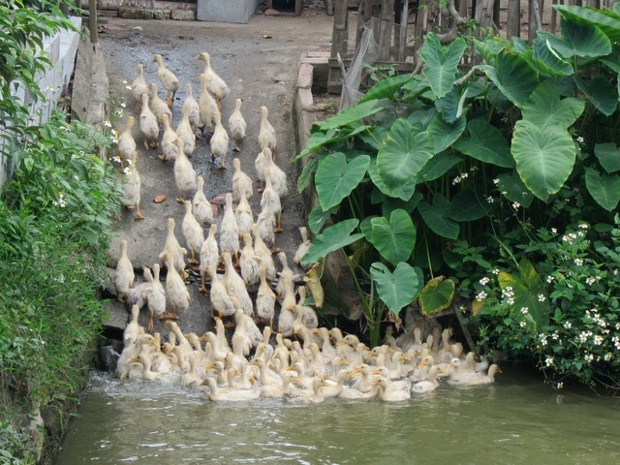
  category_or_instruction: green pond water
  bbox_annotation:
[56,369,620,465]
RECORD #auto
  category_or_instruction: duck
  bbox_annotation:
[116,116,137,168]
[117,334,157,379]
[210,110,229,169]
[147,82,172,126]
[222,252,253,316]
[143,264,166,333]
[182,82,200,131]
[303,262,324,309]
[235,194,254,238]
[337,369,379,400]
[277,279,296,337]
[158,113,179,162]
[123,304,142,347]
[176,103,197,156]
[182,200,204,265]
[161,251,190,320]
[197,73,219,134]
[297,286,319,329]
[198,224,219,293]
[173,138,198,202]
[254,147,270,192]
[255,207,276,250]
[159,217,188,280]
[257,105,277,156]
[153,53,179,107]
[372,375,411,402]
[130,63,149,113]
[219,193,240,261]
[252,224,276,282]
[139,93,159,150]
[196,52,230,107]
[192,176,214,225]
[255,265,276,328]
[120,151,145,221]
[206,266,236,318]
[264,154,288,204]
[228,98,247,152]
[276,252,298,299]
[232,158,253,202]
[260,169,282,233]
[114,239,134,302]
[239,233,260,286]
[232,309,261,356]
[448,363,501,386]
[293,227,312,270]
[125,278,152,311]
[412,365,441,394]
[202,376,260,402]
[165,320,194,364]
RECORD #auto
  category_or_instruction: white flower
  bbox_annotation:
[574,258,584,266]
[563,321,572,330]
[586,277,596,285]
[538,294,546,302]
[556,381,564,390]
[579,223,588,230]
[512,202,521,210]
[576,136,585,144]
[486,196,494,204]
[475,291,488,302]
[545,357,554,367]
[520,307,529,315]
[604,353,613,361]
[479,277,490,286]
[546,275,555,284]
[519,321,527,328]
[551,228,557,234]
[492,268,500,275]
[584,353,594,363]
[593,335,604,346]
[493,178,500,185]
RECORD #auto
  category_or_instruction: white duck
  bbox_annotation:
[192,176,214,224]
[412,365,441,394]
[257,105,277,156]
[159,217,188,280]
[293,226,312,269]
[206,266,236,318]
[198,224,219,293]
[182,82,200,131]
[130,63,149,113]
[139,93,159,150]
[144,264,166,333]
[198,73,218,134]
[182,200,204,265]
[173,138,198,202]
[148,82,172,126]
[252,224,276,281]
[234,194,254,237]
[222,252,253,316]
[210,110,229,169]
[123,304,142,347]
[260,169,282,233]
[239,233,260,286]
[228,98,247,152]
[121,151,145,221]
[232,157,253,202]
[176,104,196,156]
[161,251,190,320]
[256,207,276,250]
[114,239,134,302]
[255,265,276,328]
[448,364,501,386]
[159,113,179,162]
[219,193,240,261]
[196,52,230,107]
[153,53,179,107]
[373,375,411,402]
[116,116,137,167]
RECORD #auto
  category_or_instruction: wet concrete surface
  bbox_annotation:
[101,10,334,336]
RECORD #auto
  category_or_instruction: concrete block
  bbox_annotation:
[171,8,196,20]
[118,8,171,19]
[297,87,314,112]
[297,63,314,90]
[59,17,82,87]
[197,0,260,24]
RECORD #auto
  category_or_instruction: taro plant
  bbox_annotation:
[296,3,620,354]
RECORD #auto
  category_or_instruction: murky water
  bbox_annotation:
[56,369,620,465]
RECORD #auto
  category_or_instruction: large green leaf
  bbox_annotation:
[425,113,467,154]
[421,32,467,99]
[434,87,467,123]
[297,155,318,193]
[377,118,435,192]
[537,17,611,58]
[512,121,576,201]
[479,50,540,108]
[417,194,460,240]
[520,81,584,129]
[573,75,618,116]
[419,150,462,182]
[555,5,620,43]
[370,262,422,315]
[585,167,620,211]
[453,119,514,168]
[496,171,535,208]
[315,152,370,210]
[523,38,574,76]
[359,74,413,104]
[498,259,549,329]
[448,189,488,222]
[301,219,364,265]
[594,143,620,174]
[369,209,416,265]
[418,276,455,316]
[368,156,416,201]
[317,100,383,130]
[307,204,338,234]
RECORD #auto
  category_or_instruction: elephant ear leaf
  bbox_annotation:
[371,262,422,315]
[585,167,620,211]
[301,219,364,265]
[369,209,416,265]
[315,152,370,211]
[421,32,467,99]
[418,276,455,316]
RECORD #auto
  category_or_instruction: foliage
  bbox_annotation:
[295,2,620,367]
[0,421,37,465]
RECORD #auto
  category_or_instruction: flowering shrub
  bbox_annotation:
[474,218,620,389]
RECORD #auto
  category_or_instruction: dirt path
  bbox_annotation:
[102,11,334,336]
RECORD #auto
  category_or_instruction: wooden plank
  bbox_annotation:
[507,0,521,39]
[378,0,395,61]
[398,0,408,62]
[328,0,350,93]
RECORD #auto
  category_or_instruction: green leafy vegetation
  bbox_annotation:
[297,3,620,388]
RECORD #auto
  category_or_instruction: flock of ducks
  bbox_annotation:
[112,51,500,403]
